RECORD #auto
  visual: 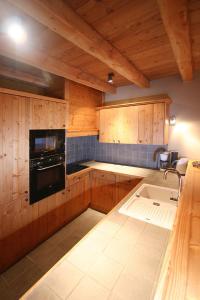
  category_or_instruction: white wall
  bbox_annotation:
[105,73,200,160]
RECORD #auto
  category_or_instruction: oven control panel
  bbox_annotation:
[30,153,65,169]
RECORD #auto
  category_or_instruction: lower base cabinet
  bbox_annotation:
[116,174,142,203]
[90,170,116,213]
[90,170,142,214]
[65,171,91,222]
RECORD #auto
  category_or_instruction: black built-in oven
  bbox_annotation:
[29,130,65,204]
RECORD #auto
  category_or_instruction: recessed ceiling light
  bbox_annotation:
[6,19,27,44]
[107,73,114,84]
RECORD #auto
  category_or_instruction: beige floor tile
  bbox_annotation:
[23,283,60,300]
[106,211,127,227]
[103,238,135,265]
[27,242,66,273]
[42,260,83,300]
[95,219,121,237]
[58,233,81,253]
[0,276,15,300]
[8,266,43,299]
[137,224,170,253]
[122,244,162,282]
[87,254,123,290]
[79,229,113,253]
[67,241,101,273]
[110,273,152,300]
[2,257,36,286]
[115,218,146,245]
[67,276,109,300]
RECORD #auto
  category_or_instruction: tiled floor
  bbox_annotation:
[0,209,105,300]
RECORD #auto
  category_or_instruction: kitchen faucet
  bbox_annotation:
[163,168,182,200]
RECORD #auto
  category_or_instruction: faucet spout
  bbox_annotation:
[164,168,182,200]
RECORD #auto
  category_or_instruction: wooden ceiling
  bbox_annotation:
[0,0,199,93]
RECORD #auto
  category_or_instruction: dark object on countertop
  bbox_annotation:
[192,161,200,168]
[67,163,89,175]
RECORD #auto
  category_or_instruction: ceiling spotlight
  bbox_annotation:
[6,18,27,44]
[107,73,114,84]
[169,115,176,126]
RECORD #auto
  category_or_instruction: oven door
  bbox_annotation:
[30,163,65,204]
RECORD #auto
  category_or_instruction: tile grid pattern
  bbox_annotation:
[21,211,170,300]
[66,135,167,169]
[0,209,105,300]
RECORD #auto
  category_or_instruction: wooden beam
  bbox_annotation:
[8,0,149,88]
[157,0,193,81]
[0,63,49,88]
[0,37,115,93]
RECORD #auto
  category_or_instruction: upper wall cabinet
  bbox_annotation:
[99,95,170,145]
[99,106,138,144]
[30,98,66,129]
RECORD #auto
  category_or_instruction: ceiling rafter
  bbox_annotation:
[157,0,193,81]
[7,0,149,88]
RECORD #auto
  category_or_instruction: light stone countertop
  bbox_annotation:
[21,162,179,300]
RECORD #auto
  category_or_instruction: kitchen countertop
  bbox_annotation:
[21,163,179,300]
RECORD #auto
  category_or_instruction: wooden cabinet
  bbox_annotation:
[0,90,67,272]
[66,80,102,137]
[153,103,169,145]
[65,171,91,222]
[138,104,153,144]
[116,174,142,203]
[99,106,138,144]
[90,170,142,214]
[90,170,116,213]
[99,101,170,145]
[30,98,66,129]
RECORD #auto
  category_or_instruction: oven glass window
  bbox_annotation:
[35,136,57,153]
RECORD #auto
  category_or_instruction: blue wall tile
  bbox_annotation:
[66,135,167,169]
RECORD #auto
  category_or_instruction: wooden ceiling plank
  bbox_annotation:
[7,0,149,88]
[157,0,193,81]
[0,37,115,93]
[0,63,48,88]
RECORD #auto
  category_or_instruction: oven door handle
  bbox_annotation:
[37,163,63,171]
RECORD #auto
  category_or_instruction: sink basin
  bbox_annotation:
[118,184,178,230]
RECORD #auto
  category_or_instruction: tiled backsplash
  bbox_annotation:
[67,135,167,169]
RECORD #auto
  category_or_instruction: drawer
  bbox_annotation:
[67,171,90,186]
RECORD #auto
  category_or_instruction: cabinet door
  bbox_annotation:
[138,104,153,144]
[99,108,117,143]
[30,98,49,129]
[0,93,32,271]
[91,170,116,213]
[116,175,142,204]
[49,101,66,129]
[153,103,168,145]
[66,173,90,222]
[99,106,138,144]
[117,106,138,144]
